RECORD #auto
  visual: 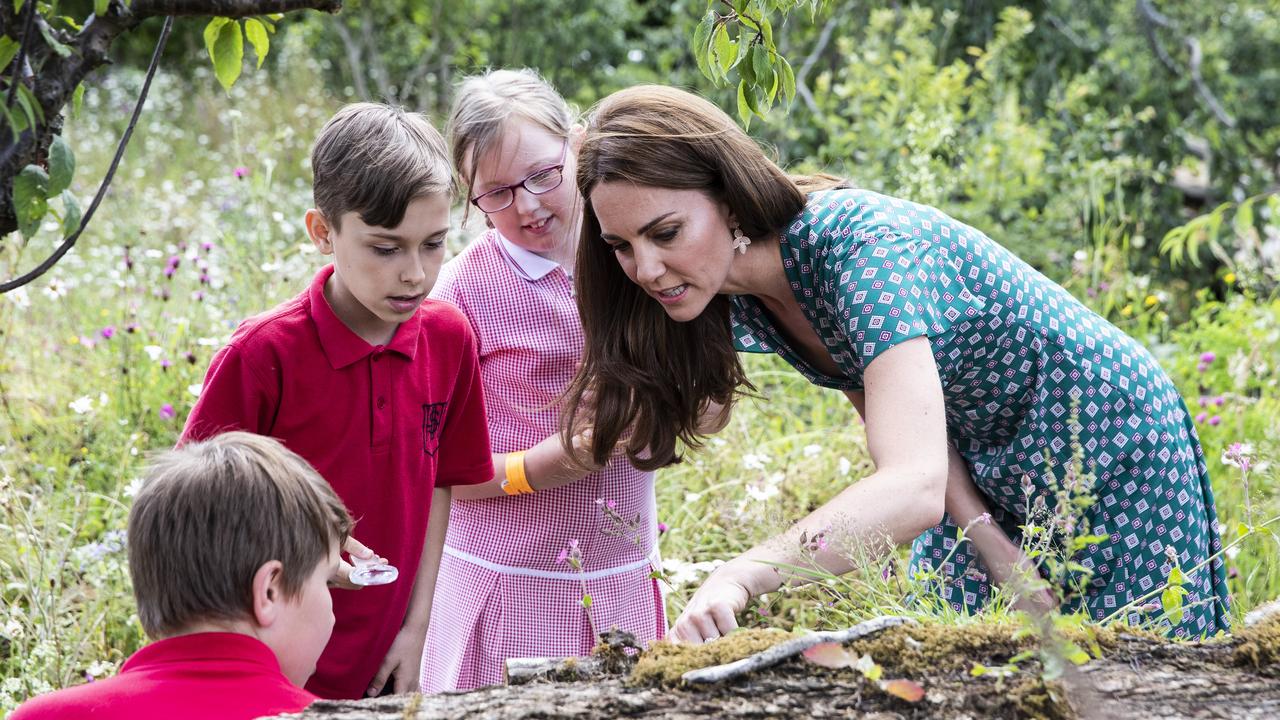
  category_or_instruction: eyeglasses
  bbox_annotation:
[469,140,568,214]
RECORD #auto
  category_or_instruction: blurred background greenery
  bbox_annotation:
[1,0,1277,710]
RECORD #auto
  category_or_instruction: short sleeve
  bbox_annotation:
[835,230,985,368]
[179,343,279,443]
[434,327,494,487]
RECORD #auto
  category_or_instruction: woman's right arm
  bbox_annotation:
[671,336,950,642]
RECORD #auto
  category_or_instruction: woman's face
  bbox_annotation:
[468,118,580,258]
[590,181,735,323]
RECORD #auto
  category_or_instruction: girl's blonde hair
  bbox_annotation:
[447,68,575,217]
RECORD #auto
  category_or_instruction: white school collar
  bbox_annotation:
[496,233,564,281]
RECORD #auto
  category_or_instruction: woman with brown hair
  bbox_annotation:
[564,84,1229,642]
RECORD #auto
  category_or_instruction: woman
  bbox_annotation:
[563,84,1229,642]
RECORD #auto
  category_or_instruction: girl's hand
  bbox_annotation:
[671,570,752,643]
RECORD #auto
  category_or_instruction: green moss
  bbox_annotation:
[1007,676,1074,720]
[628,628,791,686]
[844,621,1033,675]
[1235,616,1280,669]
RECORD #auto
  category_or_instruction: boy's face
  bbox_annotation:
[307,194,451,346]
[275,541,341,687]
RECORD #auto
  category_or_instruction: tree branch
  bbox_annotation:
[0,16,173,293]
[1135,0,1236,129]
[794,15,837,116]
[127,0,341,19]
[0,0,343,238]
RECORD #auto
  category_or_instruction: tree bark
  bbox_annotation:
[271,630,1280,720]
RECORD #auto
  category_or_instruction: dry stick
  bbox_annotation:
[0,15,172,294]
[681,615,916,685]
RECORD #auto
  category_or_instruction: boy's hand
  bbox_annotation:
[367,623,426,696]
[330,536,385,590]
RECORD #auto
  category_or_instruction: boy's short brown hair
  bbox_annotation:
[311,102,454,231]
[128,432,353,638]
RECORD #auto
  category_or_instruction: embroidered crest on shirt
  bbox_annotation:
[422,402,447,456]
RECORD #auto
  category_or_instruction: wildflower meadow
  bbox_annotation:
[2,3,1279,715]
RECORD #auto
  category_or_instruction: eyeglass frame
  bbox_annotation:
[468,139,569,214]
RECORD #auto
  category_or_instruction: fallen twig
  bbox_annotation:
[681,615,916,685]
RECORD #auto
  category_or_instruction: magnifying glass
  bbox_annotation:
[349,554,399,586]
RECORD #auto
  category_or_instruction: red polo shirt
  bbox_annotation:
[9,633,314,719]
[180,264,493,699]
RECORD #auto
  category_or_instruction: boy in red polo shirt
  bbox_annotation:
[179,103,493,699]
[11,432,353,720]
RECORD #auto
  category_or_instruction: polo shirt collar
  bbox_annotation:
[308,264,420,369]
[496,232,562,281]
[122,632,283,675]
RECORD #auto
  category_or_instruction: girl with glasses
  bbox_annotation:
[419,69,667,693]
[564,84,1230,644]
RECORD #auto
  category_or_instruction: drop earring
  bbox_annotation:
[731,224,752,255]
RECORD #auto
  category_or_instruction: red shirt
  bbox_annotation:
[9,633,314,720]
[180,264,493,699]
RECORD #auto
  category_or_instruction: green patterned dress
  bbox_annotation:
[730,189,1229,637]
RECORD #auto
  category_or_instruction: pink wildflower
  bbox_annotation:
[1209,415,1221,426]
[158,403,176,421]
[233,166,250,179]
[1200,351,1216,364]
[99,326,115,340]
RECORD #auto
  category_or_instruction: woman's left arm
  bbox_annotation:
[671,336,950,642]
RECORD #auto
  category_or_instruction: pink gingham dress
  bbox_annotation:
[420,230,665,693]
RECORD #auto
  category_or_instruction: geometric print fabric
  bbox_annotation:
[730,189,1229,637]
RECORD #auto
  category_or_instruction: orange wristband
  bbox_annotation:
[502,451,533,495]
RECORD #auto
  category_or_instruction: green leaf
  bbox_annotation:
[0,102,21,141]
[204,17,244,92]
[751,44,770,86]
[14,0,24,13]
[779,56,796,103]
[713,23,735,76]
[736,80,752,127]
[1237,522,1251,537]
[244,18,269,69]
[71,82,85,118]
[692,12,714,82]
[0,37,19,71]
[47,135,74,196]
[580,594,592,609]
[1161,586,1185,625]
[1062,642,1091,666]
[94,0,110,15]
[760,16,775,51]
[60,190,81,237]
[14,165,49,239]
[38,21,72,58]
[14,84,41,132]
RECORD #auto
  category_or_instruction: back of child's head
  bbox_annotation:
[128,432,352,639]
[447,68,574,192]
[311,102,453,231]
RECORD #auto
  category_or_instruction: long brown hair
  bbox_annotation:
[563,85,842,470]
